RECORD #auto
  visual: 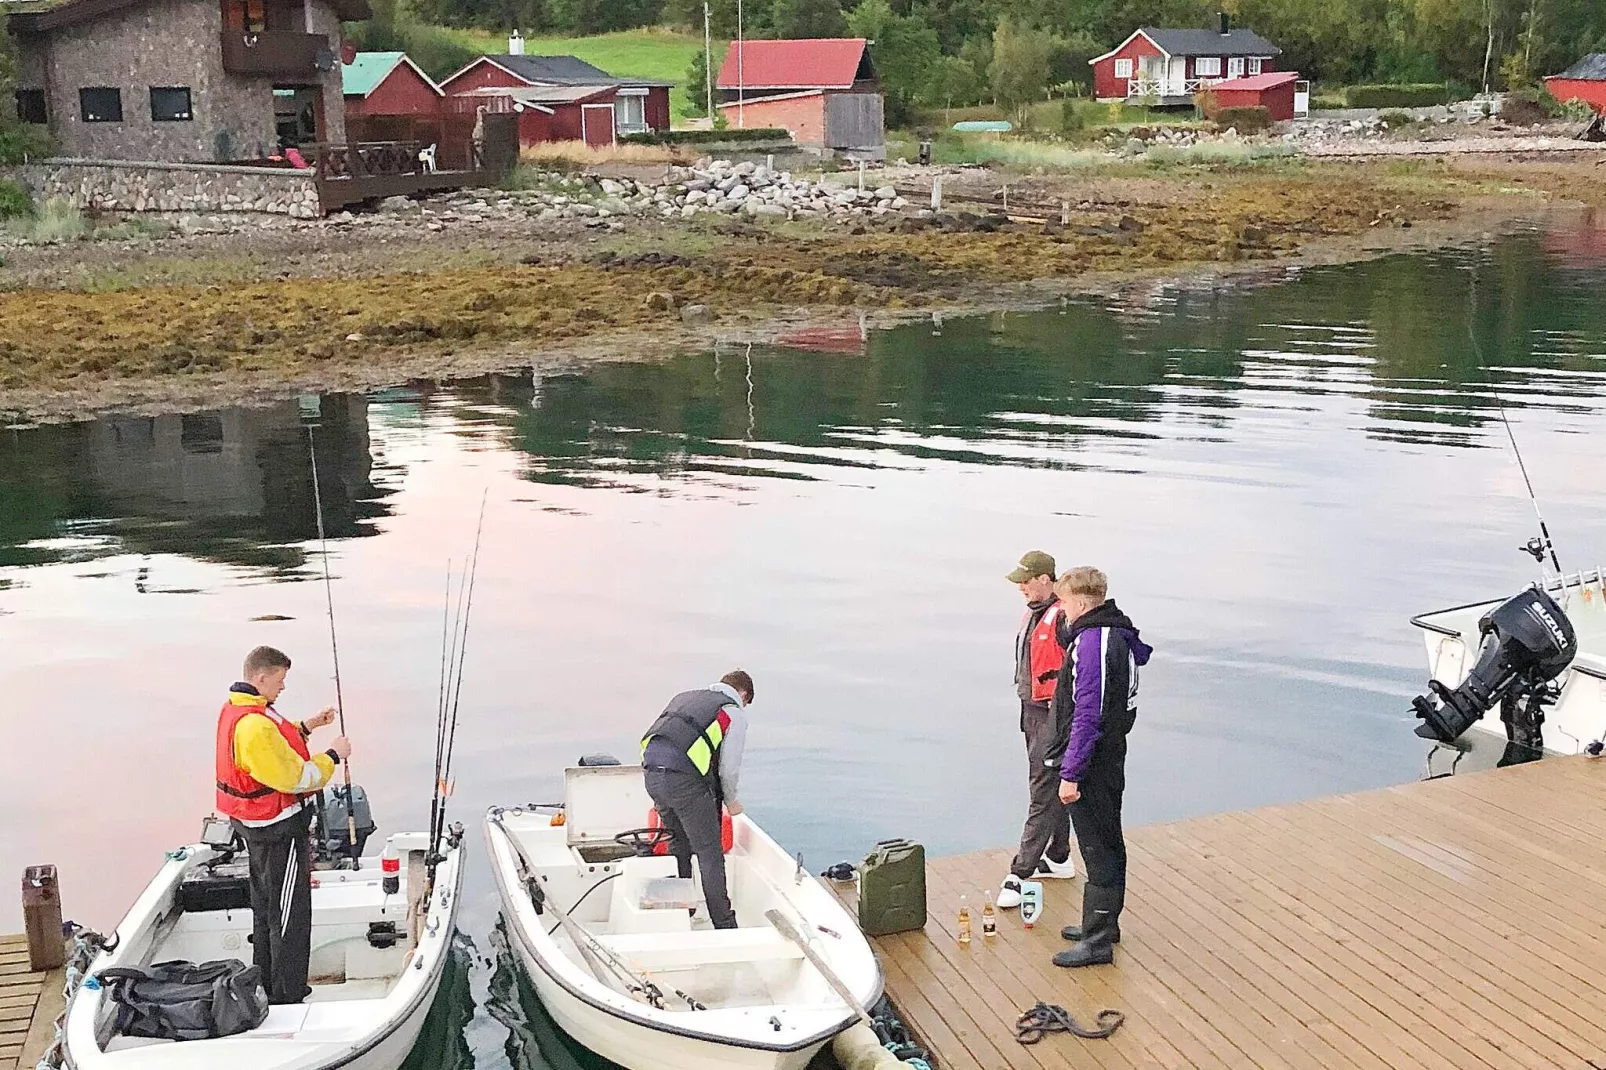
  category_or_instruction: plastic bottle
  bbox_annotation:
[957,894,972,946]
[982,890,997,938]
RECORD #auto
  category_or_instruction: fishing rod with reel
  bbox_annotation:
[305,423,365,868]
[426,491,487,895]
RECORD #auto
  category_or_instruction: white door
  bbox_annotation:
[1294,80,1311,117]
[1227,57,1246,79]
[1168,56,1187,95]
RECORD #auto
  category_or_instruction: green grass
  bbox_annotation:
[433,27,715,122]
[915,99,1205,133]
[887,131,1296,174]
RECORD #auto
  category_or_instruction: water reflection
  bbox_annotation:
[0,396,393,572]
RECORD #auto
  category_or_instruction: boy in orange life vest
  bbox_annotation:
[215,645,352,1004]
[997,551,1077,911]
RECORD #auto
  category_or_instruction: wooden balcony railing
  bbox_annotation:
[220,31,328,77]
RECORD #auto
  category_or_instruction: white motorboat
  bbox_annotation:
[485,764,883,1070]
[62,821,466,1070]
[1411,567,1606,755]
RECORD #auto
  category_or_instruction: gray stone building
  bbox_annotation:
[7,0,369,162]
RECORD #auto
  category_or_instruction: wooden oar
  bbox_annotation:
[764,909,875,1030]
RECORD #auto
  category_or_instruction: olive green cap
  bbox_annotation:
[1006,550,1056,584]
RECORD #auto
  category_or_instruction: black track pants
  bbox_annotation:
[1068,729,1128,890]
[644,767,737,929]
[234,808,314,1005]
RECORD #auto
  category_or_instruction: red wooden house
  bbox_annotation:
[1090,16,1281,106]
[714,38,884,158]
[440,51,670,149]
[1545,54,1606,114]
[343,52,442,119]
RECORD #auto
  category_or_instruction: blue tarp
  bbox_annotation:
[952,120,1013,132]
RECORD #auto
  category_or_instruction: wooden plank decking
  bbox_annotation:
[830,756,1606,1070]
[0,933,55,1070]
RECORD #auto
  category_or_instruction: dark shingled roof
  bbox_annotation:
[1140,28,1282,57]
[1555,53,1606,80]
[491,54,672,88]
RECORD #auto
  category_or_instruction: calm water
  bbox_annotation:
[5,224,1606,1067]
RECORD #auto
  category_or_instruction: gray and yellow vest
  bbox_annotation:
[641,688,735,780]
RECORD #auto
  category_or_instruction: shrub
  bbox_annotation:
[1193,88,1220,119]
[1501,87,1561,126]
[1060,98,1084,135]
[1214,106,1272,133]
[620,127,792,146]
[0,179,32,220]
[28,197,86,242]
[1379,110,1417,128]
[0,122,55,165]
[1345,84,1453,109]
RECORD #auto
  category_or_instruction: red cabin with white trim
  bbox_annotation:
[1090,19,1281,105]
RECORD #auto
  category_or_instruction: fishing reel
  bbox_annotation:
[1411,586,1577,745]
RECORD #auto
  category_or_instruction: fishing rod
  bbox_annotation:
[1466,266,1563,576]
[427,491,487,887]
[305,424,360,866]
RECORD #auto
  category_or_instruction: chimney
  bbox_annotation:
[508,29,524,55]
[1218,11,1230,35]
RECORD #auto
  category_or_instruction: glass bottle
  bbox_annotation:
[957,894,972,945]
[982,890,997,938]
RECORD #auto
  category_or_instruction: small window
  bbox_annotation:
[1195,57,1222,77]
[179,414,224,454]
[15,89,47,125]
[150,87,193,122]
[1113,58,1133,79]
[79,87,123,123]
[1248,57,1264,75]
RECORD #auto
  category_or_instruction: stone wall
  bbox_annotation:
[8,160,322,217]
[13,0,346,163]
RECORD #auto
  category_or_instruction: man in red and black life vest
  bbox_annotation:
[215,645,352,1004]
[997,550,1077,911]
[640,670,754,930]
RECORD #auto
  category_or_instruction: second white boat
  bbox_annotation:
[486,763,883,1070]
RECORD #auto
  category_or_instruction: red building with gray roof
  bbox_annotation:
[440,50,670,149]
[1090,16,1281,106]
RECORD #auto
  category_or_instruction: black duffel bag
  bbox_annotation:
[99,959,270,1041]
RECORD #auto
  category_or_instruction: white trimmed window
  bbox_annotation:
[1195,56,1222,77]
[1248,57,1264,75]
[1113,58,1133,79]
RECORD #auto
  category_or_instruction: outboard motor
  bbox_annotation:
[315,784,376,862]
[1412,586,1577,745]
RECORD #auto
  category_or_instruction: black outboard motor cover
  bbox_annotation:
[1413,586,1577,743]
[318,784,377,858]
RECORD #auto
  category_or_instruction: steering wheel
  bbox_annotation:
[613,827,676,856]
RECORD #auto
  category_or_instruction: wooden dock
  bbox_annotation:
[831,756,1606,1070]
[2,934,64,1070]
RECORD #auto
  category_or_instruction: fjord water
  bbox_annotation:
[5,224,1606,1068]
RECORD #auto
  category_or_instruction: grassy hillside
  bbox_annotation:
[434,27,716,120]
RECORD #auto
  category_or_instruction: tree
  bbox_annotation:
[989,16,1054,126]
[772,0,847,37]
[848,0,942,123]
[684,40,727,117]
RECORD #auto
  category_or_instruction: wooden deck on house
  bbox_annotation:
[1,933,62,1070]
[829,755,1606,1070]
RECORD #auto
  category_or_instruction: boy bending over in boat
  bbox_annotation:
[640,671,754,930]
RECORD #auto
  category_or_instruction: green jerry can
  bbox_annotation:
[857,838,927,936]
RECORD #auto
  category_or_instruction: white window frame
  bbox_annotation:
[1227,56,1246,78]
[1113,58,1133,79]
[1248,57,1264,75]
[1195,56,1221,77]
[614,93,647,133]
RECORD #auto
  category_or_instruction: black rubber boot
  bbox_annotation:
[1053,884,1121,968]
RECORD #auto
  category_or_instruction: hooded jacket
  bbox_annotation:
[1047,600,1154,784]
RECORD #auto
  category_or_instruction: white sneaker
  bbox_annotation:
[1036,855,1076,879]
[997,875,1023,909]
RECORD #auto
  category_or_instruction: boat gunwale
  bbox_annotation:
[485,810,882,1056]
[62,838,467,1070]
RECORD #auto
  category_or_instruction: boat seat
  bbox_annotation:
[597,928,804,969]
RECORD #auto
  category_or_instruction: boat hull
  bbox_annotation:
[506,927,825,1070]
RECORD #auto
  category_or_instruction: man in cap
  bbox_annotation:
[997,550,1076,910]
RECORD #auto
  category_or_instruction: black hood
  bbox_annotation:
[1067,599,1153,665]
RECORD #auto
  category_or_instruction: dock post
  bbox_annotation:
[931,175,943,211]
[858,160,865,192]
[1062,199,1070,225]
[22,865,64,971]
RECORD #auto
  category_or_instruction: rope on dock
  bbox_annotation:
[33,924,112,1070]
[1014,1000,1126,1044]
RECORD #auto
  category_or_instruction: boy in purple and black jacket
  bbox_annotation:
[1045,566,1153,968]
